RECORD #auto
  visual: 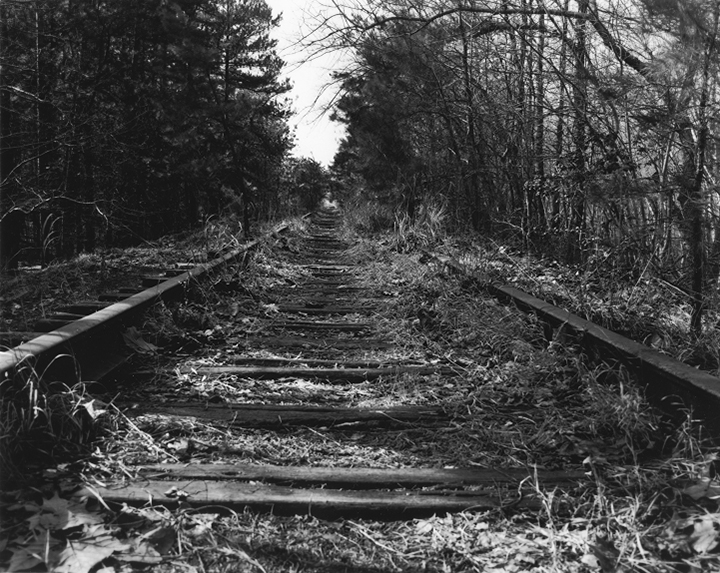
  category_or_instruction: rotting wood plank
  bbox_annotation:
[278,297,378,306]
[309,271,354,277]
[268,295,384,306]
[272,285,367,292]
[270,320,372,332]
[304,253,349,259]
[183,365,454,381]
[244,335,390,350]
[138,463,586,489]
[303,265,356,271]
[266,291,393,301]
[305,242,347,248]
[130,403,445,427]
[223,357,431,368]
[293,281,356,289]
[276,305,377,315]
[81,480,535,519]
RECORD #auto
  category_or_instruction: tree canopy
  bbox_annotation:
[320,0,720,332]
[0,0,293,268]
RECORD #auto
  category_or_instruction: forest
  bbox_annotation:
[0,0,330,271]
[321,0,720,335]
[3,0,720,334]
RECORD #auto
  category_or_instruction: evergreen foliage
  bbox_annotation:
[0,0,292,268]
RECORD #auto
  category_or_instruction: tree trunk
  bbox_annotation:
[566,0,588,264]
[689,4,719,336]
[0,5,23,270]
[83,137,96,252]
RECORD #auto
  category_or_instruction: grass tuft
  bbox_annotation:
[0,358,110,483]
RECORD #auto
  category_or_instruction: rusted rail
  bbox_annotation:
[428,252,720,435]
[0,223,290,384]
[80,206,586,519]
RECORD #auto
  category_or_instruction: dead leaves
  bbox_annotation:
[659,512,720,557]
[0,490,179,573]
[2,492,129,573]
[411,515,560,572]
[683,478,720,502]
[583,538,622,572]
[122,326,159,355]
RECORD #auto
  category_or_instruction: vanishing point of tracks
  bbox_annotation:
[4,205,720,521]
[88,207,583,519]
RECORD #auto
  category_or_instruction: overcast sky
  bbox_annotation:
[265,0,347,166]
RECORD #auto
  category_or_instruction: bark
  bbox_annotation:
[566,0,589,264]
[459,4,485,231]
[689,5,719,336]
[0,5,23,270]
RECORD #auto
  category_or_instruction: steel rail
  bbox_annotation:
[427,252,720,435]
[0,223,289,384]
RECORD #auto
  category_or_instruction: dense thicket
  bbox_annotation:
[0,0,294,269]
[324,0,720,333]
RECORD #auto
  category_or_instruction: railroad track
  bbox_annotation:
[6,206,720,571]
[75,206,584,519]
[0,223,291,384]
[4,206,720,520]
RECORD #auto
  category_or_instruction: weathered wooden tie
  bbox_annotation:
[137,463,585,489]
[106,206,571,520]
[134,403,443,428]
[82,481,541,519]
[243,335,391,350]
[82,462,583,519]
[185,365,454,381]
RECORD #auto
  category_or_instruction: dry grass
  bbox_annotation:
[72,216,720,571]
[0,358,114,485]
[4,212,720,572]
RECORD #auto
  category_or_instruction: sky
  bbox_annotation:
[265,0,347,167]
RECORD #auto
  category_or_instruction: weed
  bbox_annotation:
[391,203,448,252]
[0,358,110,482]
[203,215,244,256]
[342,197,395,234]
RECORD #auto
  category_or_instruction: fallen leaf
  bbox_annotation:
[415,519,433,535]
[142,525,176,555]
[590,538,620,573]
[6,545,46,573]
[123,327,159,354]
[27,494,105,533]
[582,553,601,569]
[54,534,128,573]
[114,538,163,564]
[262,303,279,314]
[682,479,720,501]
[691,516,719,553]
[83,399,107,420]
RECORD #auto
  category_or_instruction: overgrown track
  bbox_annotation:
[428,252,720,435]
[83,206,587,519]
[8,208,720,571]
[0,224,289,384]
[6,206,720,523]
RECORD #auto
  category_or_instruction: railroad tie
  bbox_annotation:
[103,205,586,520]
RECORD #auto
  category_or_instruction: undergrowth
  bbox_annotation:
[344,196,720,375]
[0,359,111,484]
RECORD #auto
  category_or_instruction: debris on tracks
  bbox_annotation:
[3,209,720,572]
